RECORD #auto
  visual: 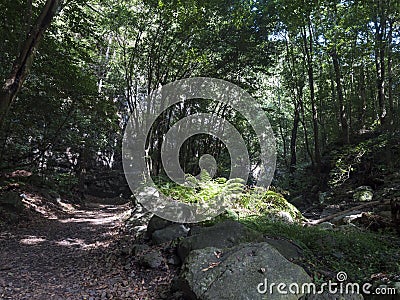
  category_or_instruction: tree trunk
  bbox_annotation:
[359,66,367,130]
[284,34,302,172]
[302,24,321,170]
[374,4,387,125]
[299,94,313,165]
[289,102,300,173]
[387,19,394,126]
[330,49,349,144]
[0,0,62,127]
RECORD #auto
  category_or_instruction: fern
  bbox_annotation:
[156,171,244,205]
[155,173,304,223]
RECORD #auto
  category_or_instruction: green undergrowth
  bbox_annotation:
[154,171,304,222]
[241,216,400,284]
[235,188,304,222]
[328,133,389,188]
[156,170,243,204]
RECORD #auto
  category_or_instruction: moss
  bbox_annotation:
[240,215,400,283]
[235,189,305,222]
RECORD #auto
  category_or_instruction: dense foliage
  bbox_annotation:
[0,0,399,191]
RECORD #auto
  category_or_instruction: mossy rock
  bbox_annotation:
[251,191,305,222]
[353,186,373,202]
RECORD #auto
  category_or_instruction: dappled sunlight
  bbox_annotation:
[55,199,76,212]
[2,201,131,258]
[58,215,121,225]
[0,198,139,299]
[57,205,127,226]
[55,238,86,248]
[20,235,46,245]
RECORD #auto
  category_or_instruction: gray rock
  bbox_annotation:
[178,242,312,300]
[152,224,190,244]
[167,254,181,266]
[353,186,373,202]
[265,237,304,261]
[177,220,263,262]
[147,215,174,236]
[317,222,335,230]
[132,244,151,255]
[332,211,362,225]
[140,250,163,269]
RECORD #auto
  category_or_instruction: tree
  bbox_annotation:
[0,0,62,127]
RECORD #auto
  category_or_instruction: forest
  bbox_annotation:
[0,0,400,299]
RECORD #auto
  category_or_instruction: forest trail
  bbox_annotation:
[0,201,158,300]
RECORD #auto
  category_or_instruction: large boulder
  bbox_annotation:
[177,242,312,300]
[152,224,189,244]
[177,220,263,262]
[147,215,174,236]
[264,237,304,261]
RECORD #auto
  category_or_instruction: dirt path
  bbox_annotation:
[0,202,170,300]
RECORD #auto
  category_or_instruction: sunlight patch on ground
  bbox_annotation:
[55,238,86,248]
[20,193,73,220]
[56,199,75,211]
[55,238,111,250]
[20,235,46,245]
[58,215,121,225]
[57,206,128,226]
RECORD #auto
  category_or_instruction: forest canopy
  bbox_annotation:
[0,0,399,188]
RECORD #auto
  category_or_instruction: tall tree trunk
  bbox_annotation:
[284,34,301,172]
[302,24,321,170]
[299,95,313,165]
[279,120,288,166]
[330,49,349,144]
[387,19,394,126]
[359,66,367,130]
[374,3,387,125]
[289,101,300,173]
[0,0,62,127]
